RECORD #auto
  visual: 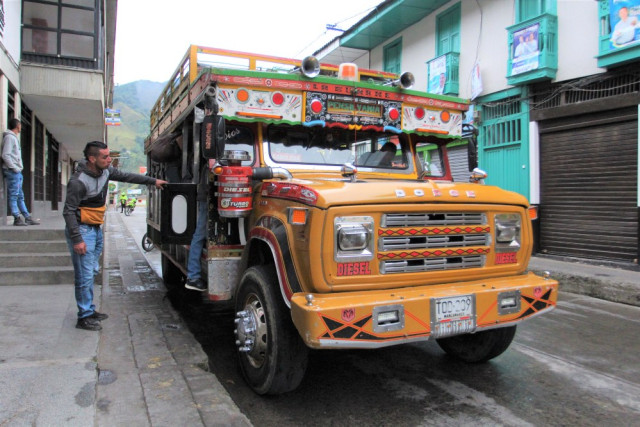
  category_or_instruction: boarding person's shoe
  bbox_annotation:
[25,216,40,225]
[88,311,109,321]
[76,317,102,331]
[13,216,27,226]
[185,278,206,292]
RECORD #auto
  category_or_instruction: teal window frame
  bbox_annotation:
[436,2,461,56]
[515,0,556,23]
[383,37,402,75]
[426,2,461,96]
[506,13,557,85]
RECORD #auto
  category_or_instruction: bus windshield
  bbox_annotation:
[265,125,412,172]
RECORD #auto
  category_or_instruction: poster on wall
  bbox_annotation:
[428,55,446,95]
[609,0,640,49]
[511,23,540,76]
[105,109,121,126]
[470,62,483,100]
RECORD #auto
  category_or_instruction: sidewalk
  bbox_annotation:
[0,209,251,426]
[529,255,640,307]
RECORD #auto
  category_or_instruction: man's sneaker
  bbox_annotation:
[25,217,40,225]
[76,317,102,331]
[13,217,27,226]
[185,278,206,292]
[88,311,109,321]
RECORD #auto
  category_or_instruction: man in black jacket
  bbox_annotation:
[63,141,167,331]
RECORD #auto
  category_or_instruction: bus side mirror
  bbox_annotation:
[201,115,226,159]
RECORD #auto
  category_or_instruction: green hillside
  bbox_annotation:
[107,80,165,173]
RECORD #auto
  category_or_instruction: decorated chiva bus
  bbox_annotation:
[144,45,558,395]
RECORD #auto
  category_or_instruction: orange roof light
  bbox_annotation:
[339,63,358,81]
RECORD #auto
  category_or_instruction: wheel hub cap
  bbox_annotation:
[234,296,267,368]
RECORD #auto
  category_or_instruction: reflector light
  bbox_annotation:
[310,99,323,114]
[440,110,451,123]
[213,165,224,175]
[338,63,358,81]
[272,92,285,106]
[236,89,249,103]
[388,108,400,121]
[414,107,425,120]
[289,208,308,225]
[528,206,538,220]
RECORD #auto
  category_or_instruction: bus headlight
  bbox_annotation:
[495,213,521,252]
[334,216,373,262]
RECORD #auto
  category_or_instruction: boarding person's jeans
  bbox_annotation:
[65,224,104,319]
[2,169,29,217]
[186,201,207,281]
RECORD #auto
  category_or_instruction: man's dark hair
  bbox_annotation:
[8,118,20,130]
[83,141,108,159]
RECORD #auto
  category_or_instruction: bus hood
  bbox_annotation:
[261,178,530,209]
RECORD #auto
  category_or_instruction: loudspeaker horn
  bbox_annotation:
[300,56,320,78]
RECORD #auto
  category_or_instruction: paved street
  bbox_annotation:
[122,206,640,426]
[178,290,640,426]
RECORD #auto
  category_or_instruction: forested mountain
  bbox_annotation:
[107,80,165,173]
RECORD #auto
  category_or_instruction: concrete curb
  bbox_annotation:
[529,256,640,307]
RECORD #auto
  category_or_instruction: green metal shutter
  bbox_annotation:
[448,143,469,182]
[478,96,530,198]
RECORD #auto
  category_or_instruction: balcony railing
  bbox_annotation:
[506,13,557,85]
[426,52,459,96]
[596,0,640,68]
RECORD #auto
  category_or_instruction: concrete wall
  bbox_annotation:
[556,0,602,82]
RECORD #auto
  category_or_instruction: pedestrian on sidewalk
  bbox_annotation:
[1,118,40,226]
[63,141,168,331]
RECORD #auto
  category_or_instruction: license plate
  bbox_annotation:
[430,294,476,339]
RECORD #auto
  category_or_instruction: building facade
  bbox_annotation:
[1,0,117,222]
[315,0,640,265]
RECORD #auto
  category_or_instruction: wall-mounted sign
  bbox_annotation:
[428,55,447,95]
[105,108,121,126]
[511,23,540,76]
[608,0,640,49]
[471,63,483,100]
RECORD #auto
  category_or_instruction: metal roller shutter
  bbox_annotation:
[448,144,469,182]
[539,108,638,262]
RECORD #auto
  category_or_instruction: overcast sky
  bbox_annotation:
[114,0,382,85]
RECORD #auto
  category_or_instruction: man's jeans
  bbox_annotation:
[66,224,103,319]
[187,201,207,280]
[2,169,29,218]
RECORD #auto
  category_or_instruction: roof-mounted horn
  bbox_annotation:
[300,56,320,78]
